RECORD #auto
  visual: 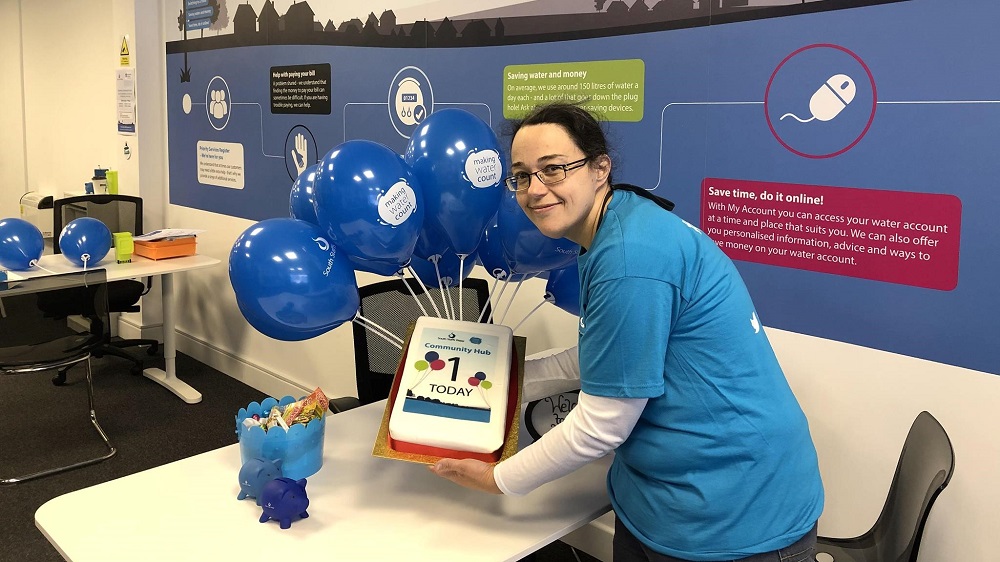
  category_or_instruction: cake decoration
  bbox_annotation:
[388,317,513,454]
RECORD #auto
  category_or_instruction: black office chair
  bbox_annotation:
[344,276,493,409]
[0,270,117,484]
[815,411,955,562]
[524,390,580,442]
[51,194,159,382]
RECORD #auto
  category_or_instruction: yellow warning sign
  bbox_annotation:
[120,35,130,66]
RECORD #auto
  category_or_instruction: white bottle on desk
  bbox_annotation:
[92,168,108,193]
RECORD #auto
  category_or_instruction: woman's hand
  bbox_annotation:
[429,458,502,494]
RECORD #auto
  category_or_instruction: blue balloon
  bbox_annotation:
[314,140,424,271]
[229,218,360,341]
[496,190,579,274]
[348,254,405,277]
[476,215,513,281]
[404,108,505,256]
[58,217,112,267]
[0,217,44,270]
[289,163,320,225]
[545,264,581,316]
[411,220,451,262]
[409,251,473,289]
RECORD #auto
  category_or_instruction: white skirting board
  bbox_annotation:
[125,322,311,400]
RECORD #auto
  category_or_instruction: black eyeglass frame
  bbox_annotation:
[504,157,590,192]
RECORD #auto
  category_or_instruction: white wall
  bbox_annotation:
[20,0,120,199]
[3,1,998,560]
[772,329,999,562]
[0,0,26,219]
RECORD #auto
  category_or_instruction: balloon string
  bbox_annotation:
[510,294,554,333]
[406,266,442,318]
[457,255,467,322]
[478,385,490,410]
[444,281,457,322]
[498,273,537,326]
[477,276,501,324]
[77,254,92,285]
[29,260,59,275]
[353,314,403,349]
[397,271,430,317]
[355,314,403,345]
[408,368,432,392]
[431,257,452,320]
[486,276,512,325]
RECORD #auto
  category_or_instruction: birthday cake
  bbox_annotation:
[388,316,513,454]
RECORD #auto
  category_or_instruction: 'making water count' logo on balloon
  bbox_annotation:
[377,181,418,226]
[464,149,502,188]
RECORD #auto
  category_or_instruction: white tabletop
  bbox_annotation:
[36,401,612,562]
[21,253,219,281]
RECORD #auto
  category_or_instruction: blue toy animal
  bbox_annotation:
[237,457,283,505]
[258,477,310,529]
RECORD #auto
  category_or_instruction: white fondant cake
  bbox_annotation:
[388,316,513,454]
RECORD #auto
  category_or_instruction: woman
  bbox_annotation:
[430,102,824,562]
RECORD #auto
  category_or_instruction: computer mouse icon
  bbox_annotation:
[780,74,856,123]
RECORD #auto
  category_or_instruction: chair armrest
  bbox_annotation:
[329,396,362,414]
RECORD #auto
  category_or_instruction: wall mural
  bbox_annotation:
[166,0,1000,376]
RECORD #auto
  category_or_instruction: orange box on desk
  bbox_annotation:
[133,236,196,260]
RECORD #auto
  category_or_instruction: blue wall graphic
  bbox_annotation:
[167,0,1000,376]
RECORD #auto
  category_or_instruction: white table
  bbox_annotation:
[21,253,220,403]
[35,400,613,562]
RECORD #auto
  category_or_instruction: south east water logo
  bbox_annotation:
[438,333,466,343]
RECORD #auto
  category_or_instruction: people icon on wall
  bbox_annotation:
[210,89,229,120]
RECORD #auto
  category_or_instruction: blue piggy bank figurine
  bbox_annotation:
[258,477,309,529]
[237,457,283,505]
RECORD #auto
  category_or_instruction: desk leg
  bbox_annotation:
[143,272,203,404]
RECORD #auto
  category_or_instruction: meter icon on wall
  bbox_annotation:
[396,78,425,126]
[388,66,434,138]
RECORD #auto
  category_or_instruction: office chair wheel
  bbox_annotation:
[52,369,69,386]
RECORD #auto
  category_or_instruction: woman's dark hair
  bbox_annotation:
[508,101,614,186]
[507,101,676,213]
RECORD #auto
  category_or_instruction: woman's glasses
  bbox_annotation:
[504,157,589,192]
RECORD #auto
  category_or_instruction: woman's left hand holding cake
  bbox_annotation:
[429,458,502,494]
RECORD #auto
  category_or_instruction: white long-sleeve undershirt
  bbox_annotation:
[520,346,583,402]
[494,389,647,496]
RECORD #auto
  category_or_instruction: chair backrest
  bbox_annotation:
[873,411,955,562]
[351,277,491,405]
[52,194,143,254]
[0,270,109,372]
[524,390,579,441]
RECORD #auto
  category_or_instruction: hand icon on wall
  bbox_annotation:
[291,133,308,177]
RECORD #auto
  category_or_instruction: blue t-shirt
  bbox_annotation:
[577,189,824,560]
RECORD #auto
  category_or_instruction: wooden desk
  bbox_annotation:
[35,401,613,561]
[21,253,220,403]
